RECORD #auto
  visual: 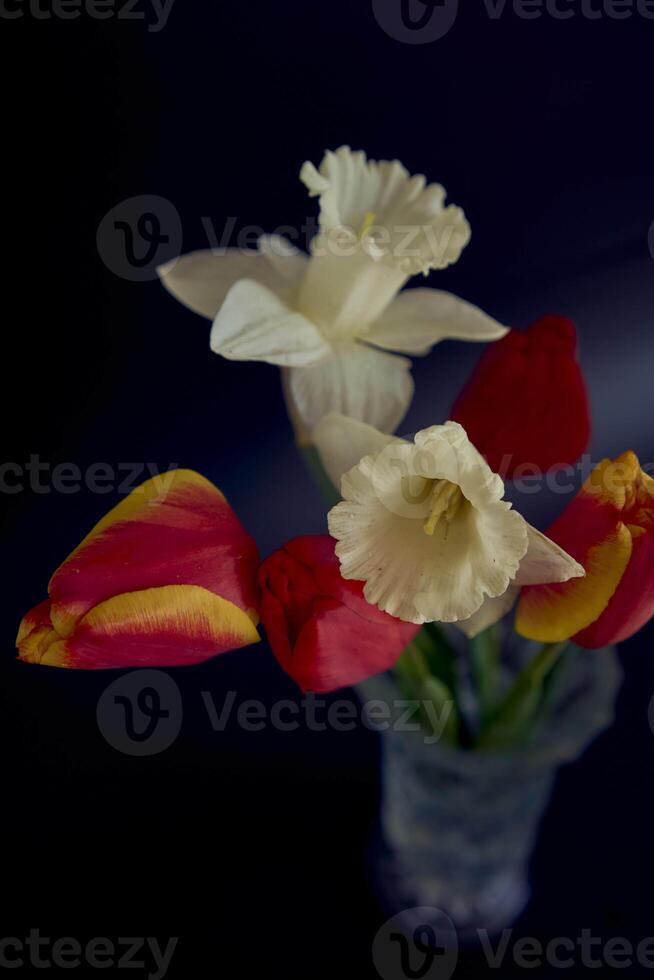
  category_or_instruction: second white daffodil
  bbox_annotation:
[313,414,585,631]
[159,147,508,439]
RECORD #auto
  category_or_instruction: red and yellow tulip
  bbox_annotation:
[17,470,260,668]
[451,315,590,477]
[516,451,654,647]
[259,535,418,692]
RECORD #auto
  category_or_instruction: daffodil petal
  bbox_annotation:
[457,587,519,638]
[287,344,414,437]
[366,288,508,356]
[158,239,301,319]
[456,525,584,638]
[312,413,403,489]
[257,235,308,284]
[210,279,331,367]
[515,524,585,586]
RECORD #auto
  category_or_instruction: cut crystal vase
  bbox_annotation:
[359,640,622,940]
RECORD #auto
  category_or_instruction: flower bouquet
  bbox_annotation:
[18,148,653,936]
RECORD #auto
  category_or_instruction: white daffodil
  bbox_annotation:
[313,414,584,631]
[158,147,508,440]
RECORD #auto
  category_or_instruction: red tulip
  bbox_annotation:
[516,451,654,647]
[451,315,590,477]
[17,470,260,668]
[259,535,418,692]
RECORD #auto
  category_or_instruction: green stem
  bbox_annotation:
[395,637,459,746]
[477,641,570,750]
[469,625,500,727]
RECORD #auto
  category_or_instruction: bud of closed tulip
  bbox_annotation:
[17,470,260,668]
[451,315,590,477]
[516,451,654,647]
[258,535,418,692]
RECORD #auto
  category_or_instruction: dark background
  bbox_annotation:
[2,0,654,975]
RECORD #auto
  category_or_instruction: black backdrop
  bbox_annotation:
[2,1,654,976]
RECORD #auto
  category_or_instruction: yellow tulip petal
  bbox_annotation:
[22,585,259,670]
[516,524,632,643]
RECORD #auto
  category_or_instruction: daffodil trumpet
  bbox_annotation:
[313,414,584,628]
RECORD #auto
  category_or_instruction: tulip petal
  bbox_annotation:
[287,343,414,437]
[210,279,331,367]
[158,237,305,319]
[20,586,259,669]
[259,536,417,692]
[366,288,508,355]
[516,524,632,643]
[49,469,260,638]
[312,413,402,489]
[515,450,654,643]
[574,528,654,648]
[290,601,416,693]
[16,600,60,664]
[451,316,590,476]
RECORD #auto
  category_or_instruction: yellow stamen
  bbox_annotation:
[423,480,465,536]
[358,211,376,239]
